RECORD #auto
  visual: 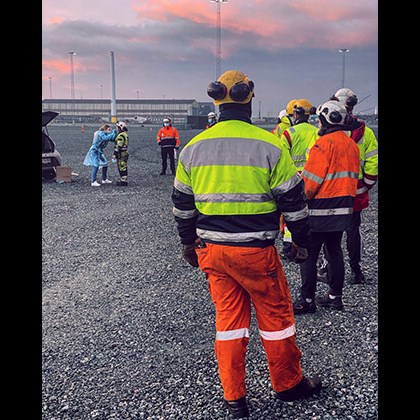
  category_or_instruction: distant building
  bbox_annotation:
[42,99,215,126]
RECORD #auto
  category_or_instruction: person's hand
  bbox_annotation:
[289,242,309,264]
[182,241,200,267]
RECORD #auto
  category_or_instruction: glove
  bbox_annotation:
[175,146,179,150]
[158,142,162,147]
[289,242,309,264]
[182,240,200,267]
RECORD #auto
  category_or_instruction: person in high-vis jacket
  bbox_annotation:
[113,121,129,186]
[156,116,180,175]
[171,69,322,418]
[318,88,378,285]
[292,100,360,315]
[279,99,319,260]
[272,99,296,138]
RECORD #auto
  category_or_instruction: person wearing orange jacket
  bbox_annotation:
[172,69,322,418]
[318,88,379,284]
[156,116,180,175]
[292,100,360,314]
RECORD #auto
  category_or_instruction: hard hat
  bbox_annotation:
[116,121,128,131]
[207,70,255,105]
[163,116,172,124]
[333,88,358,108]
[286,99,298,115]
[293,99,314,115]
[278,110,287,119]
[207,112,216,118]
[316,100,351,126]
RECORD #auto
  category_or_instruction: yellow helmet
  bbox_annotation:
[286,99,298,115]
[293,99,314,115]
[207,70,255,106]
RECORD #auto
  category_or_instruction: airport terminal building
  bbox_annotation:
[42,99,215,128]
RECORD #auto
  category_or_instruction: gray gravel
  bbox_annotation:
[42,124,378,419]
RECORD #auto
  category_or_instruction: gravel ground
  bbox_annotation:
[42,123,379,419]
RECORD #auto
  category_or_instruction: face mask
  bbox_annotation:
[164,122,169,127]
[208,119,213,124]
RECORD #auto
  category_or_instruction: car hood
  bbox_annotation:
[42,111,59,127]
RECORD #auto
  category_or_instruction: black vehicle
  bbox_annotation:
[42,111,62,180]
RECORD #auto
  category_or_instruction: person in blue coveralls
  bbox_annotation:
[83,124,117,186]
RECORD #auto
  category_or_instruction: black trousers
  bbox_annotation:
[300,231,345,298]
[322,210,363,275]
[161,147,175,174]
[345,210,363,273]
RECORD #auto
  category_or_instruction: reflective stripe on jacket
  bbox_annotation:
[281,122,319,172]
[172,119,310,247]
[302,130,360,232]
[157,126,180,148]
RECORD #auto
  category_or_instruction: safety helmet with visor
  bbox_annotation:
[116,121,128,132]
[316,100,352,126]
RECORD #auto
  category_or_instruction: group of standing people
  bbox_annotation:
[83,121,130,186]
[269,89,378,314]
[171,69,378,418]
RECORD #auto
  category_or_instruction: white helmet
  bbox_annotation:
[278,109,287,119]
[207,112,216,118]
[116,121,128,131]
[333,88,358,109]
[316,100,350,126]
[163,116,171,124]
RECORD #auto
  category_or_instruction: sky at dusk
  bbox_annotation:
[42,0,378,117]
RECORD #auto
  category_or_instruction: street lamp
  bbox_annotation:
[338,48,349,87]
[137,90,140,99]
[48,76,52,99]
[68,51,76,99]
[100,84,103,99]
[210,0,228,79]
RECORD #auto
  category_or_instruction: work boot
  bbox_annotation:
[293,296,316,315]
[349,271,365,284]
[159,172,166,175]
[315,294,344,310]
[275,375,322,402]
[116,181,128,186]
[223,396,249,418]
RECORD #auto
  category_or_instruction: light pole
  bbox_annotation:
[68,51,76,99]
[100,84,103,99]
[48,76,52,99]
[137,90,140,99]
[210,0,228,79]
[338,48,349,87]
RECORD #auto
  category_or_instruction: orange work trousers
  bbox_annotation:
[196,243,303,401]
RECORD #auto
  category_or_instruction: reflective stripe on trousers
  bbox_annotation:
[196,243,303,400]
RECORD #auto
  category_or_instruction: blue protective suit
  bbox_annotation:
[83,129,117,167]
